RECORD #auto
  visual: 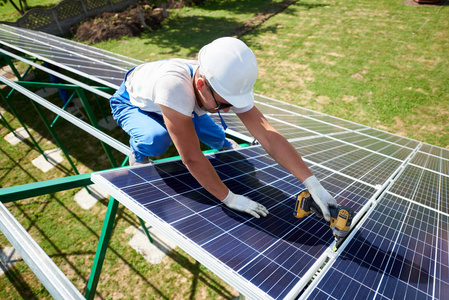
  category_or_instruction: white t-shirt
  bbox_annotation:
[124,59,253,117]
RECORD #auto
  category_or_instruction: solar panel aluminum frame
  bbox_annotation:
[296,192,382,300]
[285,185,387,299]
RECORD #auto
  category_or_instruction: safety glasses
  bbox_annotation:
[206,83,232,111]
[204,82,229,130]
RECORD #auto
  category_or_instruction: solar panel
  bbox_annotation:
[2,24,447,299]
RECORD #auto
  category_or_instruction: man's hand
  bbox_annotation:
[222,190,269,218]
[303,176,338,222]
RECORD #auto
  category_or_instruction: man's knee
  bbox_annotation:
[133,131,171,157]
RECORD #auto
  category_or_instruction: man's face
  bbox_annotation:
[205,82,232,113]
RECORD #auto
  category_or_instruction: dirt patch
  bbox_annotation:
[72,1,199,44]
[73,5,162,44]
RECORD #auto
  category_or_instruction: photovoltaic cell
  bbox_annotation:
[442,175,449,214]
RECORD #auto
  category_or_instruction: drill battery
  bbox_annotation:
[293,189,354,241]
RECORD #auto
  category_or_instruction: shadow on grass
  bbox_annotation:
[140,15,280,57]
[166,250,237,299]
[139,0,328,57]
[2,264,39,299]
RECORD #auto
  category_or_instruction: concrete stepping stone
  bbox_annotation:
[126,225,177,265]
[31,148,64,172]
[4,127,30,145]
[73,184,109,210]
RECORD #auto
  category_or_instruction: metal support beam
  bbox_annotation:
[84,196,119,300]
[0,173,93,203]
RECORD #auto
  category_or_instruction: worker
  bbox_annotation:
[110,37,337,220]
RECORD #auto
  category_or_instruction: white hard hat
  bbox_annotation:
[198,37,258,108]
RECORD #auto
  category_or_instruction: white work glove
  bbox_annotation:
[222,190,269,219]
[303,176,338,222]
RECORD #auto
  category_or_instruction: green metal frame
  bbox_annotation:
[0,88,47,159]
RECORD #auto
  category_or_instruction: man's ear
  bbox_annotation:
[196,77,205,90]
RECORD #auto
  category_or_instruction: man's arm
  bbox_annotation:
[160,105,268,218]
[160,105,229,200]
[238,106,337,221]
[237,106,313,182]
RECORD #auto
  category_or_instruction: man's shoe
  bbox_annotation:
[129,154,152,166]
[221,138,240,150]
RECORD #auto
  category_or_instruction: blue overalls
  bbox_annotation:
[109,63,231,161]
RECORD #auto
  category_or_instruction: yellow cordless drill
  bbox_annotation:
[293,189,354,242]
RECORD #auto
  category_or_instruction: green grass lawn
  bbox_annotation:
[96,0,449,148]
[0,0,448,299]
